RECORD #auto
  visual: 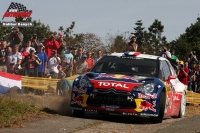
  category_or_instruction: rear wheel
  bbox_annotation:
[151,91,166,123]
[72,109,85,118]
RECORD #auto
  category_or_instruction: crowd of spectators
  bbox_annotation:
[0,28,200,93]
[0,27,104,81]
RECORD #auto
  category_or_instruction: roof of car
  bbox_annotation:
[110,52,168,61]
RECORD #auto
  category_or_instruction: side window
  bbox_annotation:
[166,60,177,76]
[161,61,172,81]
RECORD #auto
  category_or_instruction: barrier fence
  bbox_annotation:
[22,76,200,104]
[21,75,78,93]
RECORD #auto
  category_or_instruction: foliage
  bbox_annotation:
[0,97,38,127]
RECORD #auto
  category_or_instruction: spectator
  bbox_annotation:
[75,46,83,61]
[158,46,171,59]
[75,55,88,74]
[86,51,94,70]
[56,32,66,62]
[171,49,179,62]
[31,34,39,50]
[189,70,197,92]
[0,41,8,72]
[22,49,41,77]
[177,61,188,90]
[21,40,36,53]
[127,36,138,52]
[6,46,12,55]
[43,32,60,58]
[8,27,23,48]
[196,64,200,93]
[35,43,48,77]
[20,44,29,60]
[7,45,22,74]
[187,50,198,69]
[62,47,74,77]
[47,50,61,78]
[94,50,102,63]
[56,72,72,96]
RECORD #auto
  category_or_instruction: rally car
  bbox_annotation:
[70,52,186,123]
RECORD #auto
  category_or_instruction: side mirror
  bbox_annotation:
[168,75,176,81]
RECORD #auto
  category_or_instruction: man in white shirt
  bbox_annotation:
[158,46,171,59]
[47,50,61,78]
[21,40,36,53]
[94,50,103,63]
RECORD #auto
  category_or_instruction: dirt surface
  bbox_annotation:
[1,93,200,133]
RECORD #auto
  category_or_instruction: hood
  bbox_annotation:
[86,72,156,91]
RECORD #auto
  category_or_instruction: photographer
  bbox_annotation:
[158,46,171,59]
[187,50,198,69]
[31,34,39,50]
[56,32,66,63]
[43,32,60,58]
[9,27,23,48]
[47,50,61,78]
[126,36,138,52]
[177,61,188,90]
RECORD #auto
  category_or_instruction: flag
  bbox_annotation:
[0,72,22,94]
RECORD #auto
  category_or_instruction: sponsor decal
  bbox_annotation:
[98,82,128,88]
[85,109,97,112]
[122,112,137,116]
[106,108,114,111]
[71,94,84,105]
[140,113,158,117]
[139,101,156,112]
[127,96,134,102]
[98,74,138,81]
[101,105,120,109]
[72,86,87,94]
[70,107,83,110]
[138,93,157,99]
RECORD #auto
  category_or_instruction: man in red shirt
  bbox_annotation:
[86,51,94,70]
[43,32,60,58]
[177,61,189,90]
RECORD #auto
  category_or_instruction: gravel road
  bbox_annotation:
[1,110,200,133]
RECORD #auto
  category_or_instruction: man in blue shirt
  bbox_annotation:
[35,43,48,77]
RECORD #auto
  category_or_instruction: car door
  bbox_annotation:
[160,60,174,116]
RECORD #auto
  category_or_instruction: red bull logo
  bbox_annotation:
[71,94,84,105]
[139,101,156,112]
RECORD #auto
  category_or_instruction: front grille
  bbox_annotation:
[86,94,136,109]
[94,88,131,95]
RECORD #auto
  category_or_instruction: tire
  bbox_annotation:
[176,91,186,118]
[72,109,85,118]
[151,91,166,123]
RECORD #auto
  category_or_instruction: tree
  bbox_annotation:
[131,20,145,51]
[58,26,64,32]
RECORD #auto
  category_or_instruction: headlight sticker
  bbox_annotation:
[73,86,87,94]
[138,93,157,99]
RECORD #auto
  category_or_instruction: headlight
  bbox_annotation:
[133,82,155,93]
[79,76,93,88]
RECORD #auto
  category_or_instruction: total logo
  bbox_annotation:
[98,82,128,88]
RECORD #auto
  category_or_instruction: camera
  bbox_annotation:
[163,49,166,52]
[50,36,54,39]
[180,64,184,68]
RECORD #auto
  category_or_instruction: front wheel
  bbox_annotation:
[72,109,85,118]
[151,91,166,123]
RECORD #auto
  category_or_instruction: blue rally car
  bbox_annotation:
[70,52,186,123]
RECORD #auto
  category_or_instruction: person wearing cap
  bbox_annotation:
[47,50,61,78]
[35,43,48,77]
[177,61,188,90]
[127,36,138,52]
[7,44,22,74]
[8,27,23,48]
[0,41,8,72]
[56,32,66,62]
[43,32,60,58]
[31,34,39,50]
[21,49,41,77]
[20,40,36,54]
[62,46,74,77]
[75,54,88,74]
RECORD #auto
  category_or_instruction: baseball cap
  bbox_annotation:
[58,32,64,37]
[179,61,184,65]
[82,55,87,58]
[39,43,43,47]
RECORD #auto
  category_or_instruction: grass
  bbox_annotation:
[0,96,39,128]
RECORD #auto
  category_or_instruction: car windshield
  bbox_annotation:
[91,56,159,77]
